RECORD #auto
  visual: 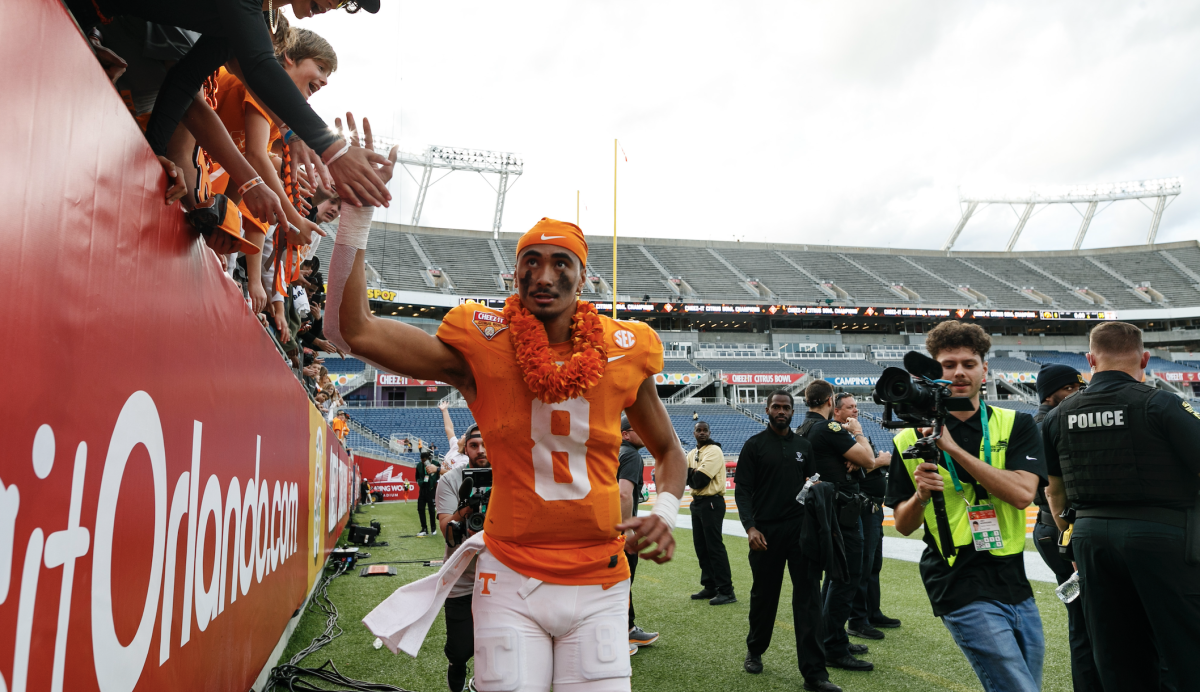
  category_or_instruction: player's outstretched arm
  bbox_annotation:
[322,113,475,397]
[617,376,687,564]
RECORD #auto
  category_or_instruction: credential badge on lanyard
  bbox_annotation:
[942,405,1004,552]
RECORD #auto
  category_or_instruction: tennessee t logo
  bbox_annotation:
[478,572,498,595]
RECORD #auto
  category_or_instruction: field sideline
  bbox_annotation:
[279,501,1073,691]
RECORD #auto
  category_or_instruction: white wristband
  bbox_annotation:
[324,140,351,166]
[651,491,681,531]
[333,203,373,250]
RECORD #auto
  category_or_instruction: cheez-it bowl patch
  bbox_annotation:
[472,310,509,340]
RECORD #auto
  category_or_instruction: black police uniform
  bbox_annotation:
[1043,370,1200,690]
[734,425,830,685]
[802,412,867,661]
[617,440,644,630]
[1033,403,1101,692]
[851,444,889,630]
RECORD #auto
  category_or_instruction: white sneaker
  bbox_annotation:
[417,531,428,537]
[629,642,638,656]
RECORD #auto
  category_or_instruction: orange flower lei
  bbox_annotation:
[504,294,608,404]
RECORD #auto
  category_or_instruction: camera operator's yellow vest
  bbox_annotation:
[894,406,1026,565]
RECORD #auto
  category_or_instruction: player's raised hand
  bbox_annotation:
[616,514,675,564]
[330,112,393,208]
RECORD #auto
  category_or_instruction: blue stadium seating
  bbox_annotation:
[347,407,477,453]
[986,357,1039,372]
[1026,351,1090,371]
[668,404,764,456]
[1148,356,1198,372]
[320,357,367,375]
[660,359,703,374]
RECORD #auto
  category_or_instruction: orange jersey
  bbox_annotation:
[436,302,663,585]
[212,68,280,234]
[332,417,349,440]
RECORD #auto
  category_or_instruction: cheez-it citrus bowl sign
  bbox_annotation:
[722,373,805,384]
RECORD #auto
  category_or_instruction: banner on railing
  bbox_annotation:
[1157,371,1200,383]
[3,4,353,689]
[825,376,880,387]
[722,373,805,385]
[377,373,447,386]
[353,455,419,501]
[653,372,704,385]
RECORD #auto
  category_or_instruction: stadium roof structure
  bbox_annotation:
[371,136,523,238]
[944,177,1182,252]
[316,220,1200,320]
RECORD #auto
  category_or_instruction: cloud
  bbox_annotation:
[297,1,1200,252]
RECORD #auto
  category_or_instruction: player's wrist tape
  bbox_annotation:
[651,491,681,531]
[238,176,265,197]
[334,203,373,250]
[324,139,351,165]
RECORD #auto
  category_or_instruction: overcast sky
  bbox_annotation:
[295,1,1200,252]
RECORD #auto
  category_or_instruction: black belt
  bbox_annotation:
[1076,506,1186,529]
[1037,510,1055,527]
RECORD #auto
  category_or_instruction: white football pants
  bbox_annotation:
[470,551,632,692]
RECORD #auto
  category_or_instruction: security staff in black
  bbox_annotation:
[735,390,840,692]
[1031,363,1100,692]
[831,394,901,635]
[800,381,877,671]
[1043,322,1200,691]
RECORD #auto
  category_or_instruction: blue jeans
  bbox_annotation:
[941,598,1044,692]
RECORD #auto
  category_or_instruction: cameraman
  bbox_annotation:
[435,426,489,692]
[885,321,1046,692]
[800,381,877,672]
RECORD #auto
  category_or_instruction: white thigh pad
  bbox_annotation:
[473,626,523,692]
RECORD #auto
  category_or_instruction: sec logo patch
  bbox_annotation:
[613,329,636,349]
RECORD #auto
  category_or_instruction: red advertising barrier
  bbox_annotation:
[354,455,420,501]
[1,3,354,691]
[1157,371,1200,383]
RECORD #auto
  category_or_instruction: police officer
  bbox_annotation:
[800,380,877,672]
[1031,363,1100,692]
[1043,321,1200,690]
[831,394,901,636]
[735,390,839,692]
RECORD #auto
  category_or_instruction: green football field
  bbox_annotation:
[278,501,1073,692]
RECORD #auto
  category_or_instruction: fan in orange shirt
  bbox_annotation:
[326,117,686,692]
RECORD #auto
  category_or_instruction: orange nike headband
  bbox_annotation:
[515,218,588,269]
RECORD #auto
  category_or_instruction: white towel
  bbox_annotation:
[362,532,487,657]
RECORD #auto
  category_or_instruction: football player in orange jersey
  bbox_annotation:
[326,116,686,692]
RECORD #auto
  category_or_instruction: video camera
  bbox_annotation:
[874,351,975,427]
[873,351,974,559]
[446,468,493,546]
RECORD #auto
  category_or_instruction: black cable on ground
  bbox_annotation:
[265,562,418,692]
[268,660,417,691]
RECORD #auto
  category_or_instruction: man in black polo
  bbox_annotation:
[735,390,839,692]
[1031,363,1099,692]
[618,415,659,654]
[1044,321,1200,689]
[800,380,877,672]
